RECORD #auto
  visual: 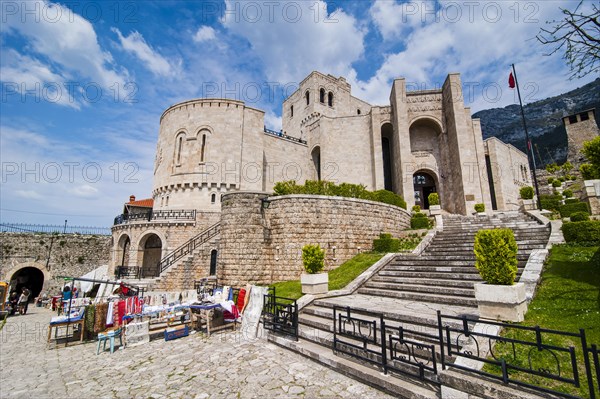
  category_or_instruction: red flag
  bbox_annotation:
[508,72,515,89]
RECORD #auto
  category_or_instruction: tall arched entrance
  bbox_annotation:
[117,234,131,267]
[209,249,218,276]
[140,234,162,278]
[311,146,321,180]
[381,123,394,191]
[10,267,44,300]
[413,171,437,209]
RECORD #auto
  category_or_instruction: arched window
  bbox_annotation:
[357,109,361,115]
[320,88,325,103]
[209,249,218,275]
[165,196,169,206]
[328,92,333,107]
[211,193,216,204]
[290,105,294,117]
[176,135,183,164]
[305,90,310,105]
[200,134,207,163]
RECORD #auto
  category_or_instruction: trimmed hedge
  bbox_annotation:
[302,244,325,274]
[563,189,573,198]
[552,180,562,188]
[373,233,401,252]
[565,198,579,204]
[540,194,562,212]
[474,203,485,213]
[428,193,440,206]
[547,177,555,185]
[559,202,589,218]
[519,186,534,200]
[410,212,430,229]
[561,221,600,245]
[570,212,590,222]
[273,180,407,209]
[474,229,518,285]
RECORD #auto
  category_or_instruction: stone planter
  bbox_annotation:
[301,272,328,294]
[520,199,536,211]
[429,205,441,215]
[474,282,527,322]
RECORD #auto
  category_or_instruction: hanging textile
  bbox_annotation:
[94,303,109,333]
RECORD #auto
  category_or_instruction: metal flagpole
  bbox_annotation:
[512,64,542,210]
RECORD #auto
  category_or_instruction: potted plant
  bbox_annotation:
[473,229,527,322]
[519,186,536,211]
[474,203,485,215]
[300,244,328,294]
[428,193,441,215]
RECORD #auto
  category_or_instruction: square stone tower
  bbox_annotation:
[564,109,600,164]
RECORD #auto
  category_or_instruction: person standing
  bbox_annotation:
[17,288,30,315]
[9,292,18,316]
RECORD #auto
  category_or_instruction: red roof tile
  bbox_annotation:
[126,198,153,207]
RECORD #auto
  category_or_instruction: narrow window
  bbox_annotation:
[580,112,589,121]
[200,134,207,163]
[176,136,183,164]
[166,196,169,206]
[305,90,310,105]
[290,105,294,117]
[328,92,333,107]
[211,193,216,204]
[320,88,325,103]
[357,109,361,115]
[568,115,578,124]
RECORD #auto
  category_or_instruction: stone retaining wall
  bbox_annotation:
[0,232,111,293]
[218,192,411,286]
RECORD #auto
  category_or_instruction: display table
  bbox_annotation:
[47,310,85,343]
[189,304,236,336]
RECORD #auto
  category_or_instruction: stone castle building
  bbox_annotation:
[564,108,599,165]
[110,71,531,288]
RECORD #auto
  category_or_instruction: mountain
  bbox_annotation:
[473,78,600,167]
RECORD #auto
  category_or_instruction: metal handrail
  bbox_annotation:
[158,222,220,274]
[113,209,196,226]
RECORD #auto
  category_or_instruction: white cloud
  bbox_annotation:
[370,0,435,41]
[70,184,99,198]
[112,28,177,77]
[221,0,366,83]
[264,110,282,131]
[194,26,217,43]
[2,0,128,95]
[15,190,43,200]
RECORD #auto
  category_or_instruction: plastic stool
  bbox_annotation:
[96,328,122,354]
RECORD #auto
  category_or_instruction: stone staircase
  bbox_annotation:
[268,212,551,398]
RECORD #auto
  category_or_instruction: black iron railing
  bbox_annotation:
[158,222,220,274]
[438,313,598,399]
[263,127,307,144]
[333,306,440,383]
[262,291,298,340]
[115,266,141,279]
[113,209,196,225]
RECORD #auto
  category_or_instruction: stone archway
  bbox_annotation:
[7,264,48,300]
[116,234,131,267]
[138,233,162,278]
[311,146,321,181]
[413,171,438,209]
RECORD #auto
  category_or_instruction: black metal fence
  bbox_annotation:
[114,266,141,280]
[329,306,599,398]
[113,209,196,225]
[0,222,110,235]
[263,127,307,144]
[262,291,298,340]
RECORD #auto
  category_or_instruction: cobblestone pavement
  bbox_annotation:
[0,308,393,399]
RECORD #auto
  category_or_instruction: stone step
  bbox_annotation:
[388,259,527,267]
[363,281,475,297]
[394,254,531,261]
[426,244,545,252]
[370,276,476,288]
[268,334,440,399]
[357,288,478,307]
[377,271,483,280]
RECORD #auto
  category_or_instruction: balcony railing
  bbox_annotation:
[113,209,196,226]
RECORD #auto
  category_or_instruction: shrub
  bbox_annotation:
[561,221,600,245]
[411,217,430,229]
[302,244,325,274]
[558,176,566,183]
[540,194,562,212]
[552,180,562,188]
[580,163,599,180]
[428,193,440,206]
[474,203,485,213]
[474,229,518,285]
[559,202,589,218]
[373,233,401,252]
[563,189,573,198]
[372,190,407,209]
[519,186,534,200]
[570,211,590,222]
[547,177,555,185]
[565,198,579,204]
[412,205,421,213]
[561,161,573,174]
[545,163,559,174]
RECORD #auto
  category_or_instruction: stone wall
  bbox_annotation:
[583,179,600,215]
[218,192,411,286]
[0,232,111,295]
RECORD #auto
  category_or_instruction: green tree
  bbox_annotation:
[581,136,600,179]
[561,161,573,175]
[537,1,600,79]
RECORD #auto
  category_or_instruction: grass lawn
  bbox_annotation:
[484,244,600,398]
[270,252,385,301]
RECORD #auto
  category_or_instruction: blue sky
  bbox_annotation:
[1,0,597,227]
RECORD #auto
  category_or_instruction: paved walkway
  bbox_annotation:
[0,308,393,399]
